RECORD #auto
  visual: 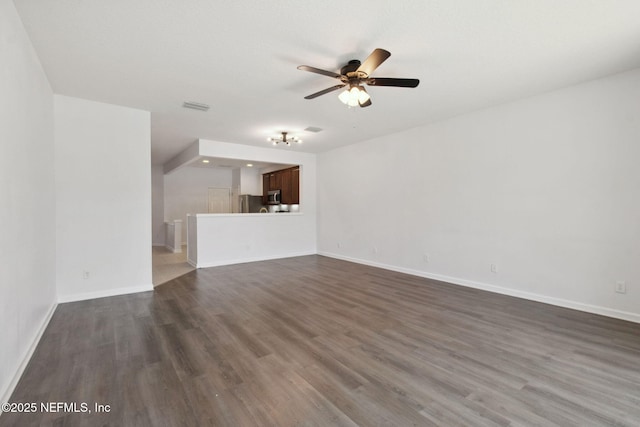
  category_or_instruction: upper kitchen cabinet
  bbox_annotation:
[262,174,270,204]
[269,171,282,193]
[291,167,300,204]
[281,168,292,204]
[263,166,300,205]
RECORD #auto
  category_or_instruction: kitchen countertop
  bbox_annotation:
[191,212,303,217]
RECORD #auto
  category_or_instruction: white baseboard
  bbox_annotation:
[1,302,57,409]
[318,251,640,324]
[195,251,317,269]
[57,284,154,303]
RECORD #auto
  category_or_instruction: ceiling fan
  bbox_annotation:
[297,48,419,108]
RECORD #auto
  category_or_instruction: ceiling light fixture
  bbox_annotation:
[202,159,210,163]
[298,48,419,108]
[246,163,253,167]
[267,131,302,146]
[338,85,370,107]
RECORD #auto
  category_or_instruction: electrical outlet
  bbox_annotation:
[83,271,90,279]
[373,246,378,254]
[423,253,430,263]
[615,281,627,294]
[337,242,342,248]
[491,264,498,273]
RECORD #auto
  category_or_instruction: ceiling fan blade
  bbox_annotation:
[297,65,342,79]
[366,77,420,88]
[359,98,372,108]
[304,84,346,99]
[356,48,391,77]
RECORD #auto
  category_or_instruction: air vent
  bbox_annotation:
[182,101,210,112]
[304,126,323,133]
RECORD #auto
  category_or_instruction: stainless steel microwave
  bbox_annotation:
[267,189,281,205]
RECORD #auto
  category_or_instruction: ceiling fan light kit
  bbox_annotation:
[297,48,419,108]
[338,86,371,107]
[268,131,302,146]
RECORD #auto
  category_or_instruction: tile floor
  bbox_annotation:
[152,245,195,286]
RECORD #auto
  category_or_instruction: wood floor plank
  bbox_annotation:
[2,255,640,426]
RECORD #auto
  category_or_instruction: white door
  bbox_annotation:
[207,188,231,213]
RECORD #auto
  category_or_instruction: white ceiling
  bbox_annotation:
[14,0,640,165]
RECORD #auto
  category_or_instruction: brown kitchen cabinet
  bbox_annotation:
[262,174,270,204]
[263,166,300,205]
[291,167,300,204]
[280,168,292,204]
[269,171,282,193]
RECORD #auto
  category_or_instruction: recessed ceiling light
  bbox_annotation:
[202,159,210,163]
[246,163,253,167]
[304,126,323,133]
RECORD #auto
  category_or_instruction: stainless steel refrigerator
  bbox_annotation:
[239,194,265,213]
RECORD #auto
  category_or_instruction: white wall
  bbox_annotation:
[55,95,153,302]
[318,68,640,323]
[240,167,261,195]
[164,166,233,240]
[0,0,57,403]
[191,213,316,268]
[151,165,165,246]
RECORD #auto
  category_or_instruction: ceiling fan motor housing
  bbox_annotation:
[340,60,361,76]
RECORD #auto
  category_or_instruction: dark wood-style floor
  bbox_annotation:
[3,255,640,426]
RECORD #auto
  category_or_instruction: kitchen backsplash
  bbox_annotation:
[268,204,299,213]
